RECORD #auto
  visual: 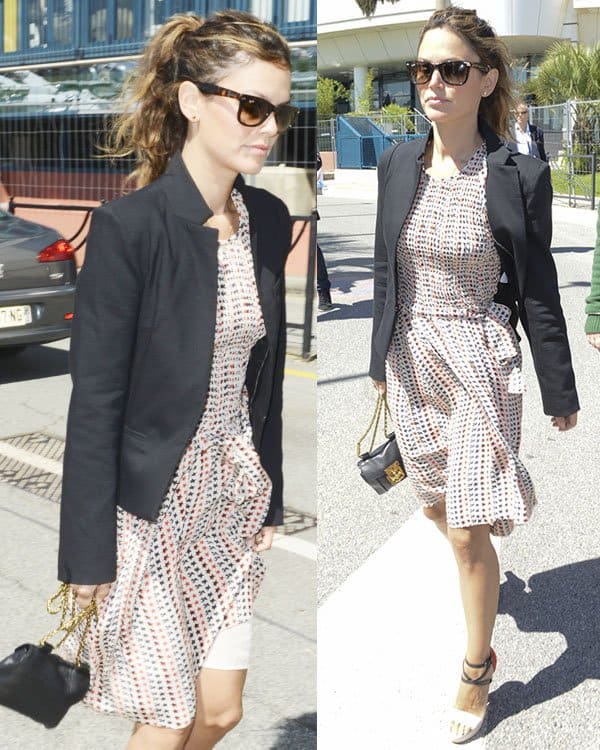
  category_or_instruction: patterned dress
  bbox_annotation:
[63,188,272,728]
[385,144,536,536]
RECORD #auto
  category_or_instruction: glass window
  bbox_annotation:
[116,0,135,40]
[379,75,412,109]
[27,0,48,48]
[89,0,108,43]
[53,0,73,46]
[149,0,166,29]
[170,0,196,13]
[251,0,273,22]
[287,0,310,23]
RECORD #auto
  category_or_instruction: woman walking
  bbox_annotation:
[369,7,579,744]
[58,11,297,749]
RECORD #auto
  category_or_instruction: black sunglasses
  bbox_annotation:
[406,59,490,86]
[190,81,299,133]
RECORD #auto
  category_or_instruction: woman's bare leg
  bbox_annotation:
[447,524,499,738]
[183,668,247,750]
[128,722,193,750]
[422,500,448,537]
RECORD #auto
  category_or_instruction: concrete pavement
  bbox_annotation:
[318,170,600,748]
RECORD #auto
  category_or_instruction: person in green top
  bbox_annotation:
[586,204,600,351]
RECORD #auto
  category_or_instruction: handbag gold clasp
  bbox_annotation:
[384,460,406,485]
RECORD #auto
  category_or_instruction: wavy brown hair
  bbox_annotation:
[418,7,514,139]
[109,10,291,187]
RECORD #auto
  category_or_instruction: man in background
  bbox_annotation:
[514,101,547,161]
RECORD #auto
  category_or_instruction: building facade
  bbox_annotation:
[318,0,600,111]
[0,0,316,204]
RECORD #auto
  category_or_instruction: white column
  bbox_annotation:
[353,65,367,111]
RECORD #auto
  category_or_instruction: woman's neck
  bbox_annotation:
[181,141,236,216]
[429,121,483,164]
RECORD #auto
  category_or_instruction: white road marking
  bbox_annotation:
[319,508,494,748]
[0,440,63,476]
[273,533,316,560]
[0,440,316,561]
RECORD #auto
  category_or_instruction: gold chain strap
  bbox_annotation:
[39,583,98,668]
[356,393,393,457]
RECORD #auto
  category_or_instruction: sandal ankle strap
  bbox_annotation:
[461,652,494,686]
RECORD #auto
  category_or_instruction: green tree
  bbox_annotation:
[317,76,351,120]
[529,41,600,164]
[382,103,416,133]
[355,0,445,17]
[531,41,600,103]
[356,67,375,114]
[355,0,401,17]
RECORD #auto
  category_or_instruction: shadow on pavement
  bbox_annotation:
[0,344,69,384]
[269,711,316,749]
[551,246,594,254]
[487,561,600,732]
[559,281,591,289]
[317,300,372,322]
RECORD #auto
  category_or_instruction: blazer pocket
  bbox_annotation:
[122,425,147,440]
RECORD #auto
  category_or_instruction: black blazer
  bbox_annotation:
[369,120,579,418]
[529,123,547,163]
[58,152,292,584]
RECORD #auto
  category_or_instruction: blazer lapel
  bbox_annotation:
[383,140,425,267]
[482,125,526,259]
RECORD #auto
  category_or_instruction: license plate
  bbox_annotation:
[0,305,32,329]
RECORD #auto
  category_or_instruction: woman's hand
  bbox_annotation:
[71,583,111,609]
[551,413,578,432]
[251,526,276,552]
[586,333,600,351]
[371,378,386,395]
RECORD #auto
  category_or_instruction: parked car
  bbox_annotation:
[0,209,76,355]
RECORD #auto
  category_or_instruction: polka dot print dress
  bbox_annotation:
[62,188,272,728]
[385,144,536,536]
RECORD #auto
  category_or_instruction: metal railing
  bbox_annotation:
[529,99,600,209]
[289,211,316,360]
[7,199,95,251]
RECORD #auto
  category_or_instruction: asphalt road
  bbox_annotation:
[0,301,316,750]
[318,187,600,749]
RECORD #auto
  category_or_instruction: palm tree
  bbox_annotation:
[354,0,400,17]
[529,41,600,164]
[531,41,600,103]
[355,0,446,16]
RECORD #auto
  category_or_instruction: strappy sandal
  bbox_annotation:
[448,648,497,744]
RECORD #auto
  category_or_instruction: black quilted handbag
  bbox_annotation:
[357,393,406,494]
[0,583,97,728]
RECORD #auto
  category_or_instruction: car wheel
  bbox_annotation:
[0,346,27,356]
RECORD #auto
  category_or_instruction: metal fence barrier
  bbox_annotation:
[320,99,600,208]
[289,211,316,360]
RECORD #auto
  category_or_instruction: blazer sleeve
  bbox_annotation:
[368,148,391,381]
[584,205,600,333]
[534,125,547,162]
[58,206,143,584]
[261,201,292,527]
[519,162,579,416]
